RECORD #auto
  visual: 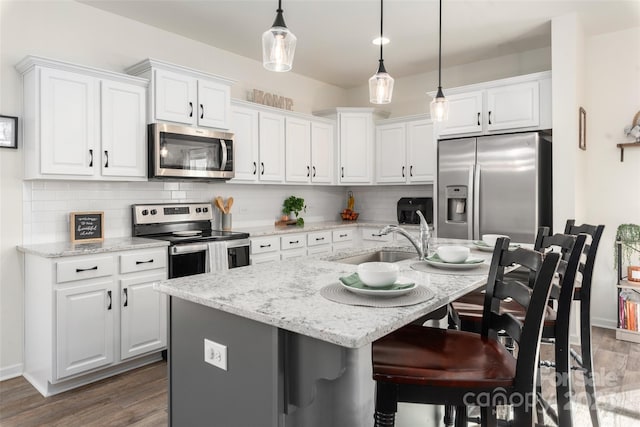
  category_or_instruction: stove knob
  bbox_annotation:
[141,209,149,216]
[203,207,209,213]
[196,208,202,213]
[150,209,157,215]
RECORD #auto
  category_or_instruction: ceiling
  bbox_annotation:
[80,0,639,89]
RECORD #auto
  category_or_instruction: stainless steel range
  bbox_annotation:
[132,202,250,278]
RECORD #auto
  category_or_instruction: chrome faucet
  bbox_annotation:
[378,211,431,260]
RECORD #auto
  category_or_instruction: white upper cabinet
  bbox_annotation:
[431,71,551,138]
[230,105,260,182]
[17,56,148,181]
[126,58,234,130]
[375,117,435,184]
[258,112,286,182]
[285,117,312,183]
[310,121,334,184]
[101,80,147,178]
[338,110,375,184]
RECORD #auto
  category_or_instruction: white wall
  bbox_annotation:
[346,47,551,115]
[584,26,640,328]
[0,0,349,378]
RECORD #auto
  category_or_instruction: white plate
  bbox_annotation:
[424,256,485,270]
[473,241,520,252]
[339,277,417,297]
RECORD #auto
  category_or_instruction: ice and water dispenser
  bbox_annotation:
[446,186,468,223]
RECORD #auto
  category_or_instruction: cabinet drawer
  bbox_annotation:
[280,247,307,260]
[56,256,115,284]
[308,245,332,256]
[332,229,354,243]
[280,234,306,250]
[307,231,331,247]
[251,252,280,265]
[251,236,280,254]
[361,227,393,242]
[120,249,167,274]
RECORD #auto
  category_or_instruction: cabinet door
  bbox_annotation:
[407,119,435,183]
[339,113,373,183]
[120,272,167,360]
[230,106,259,182]
[258,112,285,182]
[486,81,540,132]
[437,91,483,136]
[101,80,147,178]
[55,281,115,379]
[311,121,334,184]
[40,67,98,176]
[285,117,311,183]
[154,69,196,125]
[376,123,406,183]
[197,79,230,129]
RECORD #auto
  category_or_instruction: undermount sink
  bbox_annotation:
[335,250,417,265]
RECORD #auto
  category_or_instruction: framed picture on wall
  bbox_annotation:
[579,107,586,151]
[0,115,18,149]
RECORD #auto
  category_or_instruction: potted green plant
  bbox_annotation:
[282,196,306,226]
[616,223,640,267]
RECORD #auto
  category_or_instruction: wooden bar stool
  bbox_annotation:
[371,238,562,427]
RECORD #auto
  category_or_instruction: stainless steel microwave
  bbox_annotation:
[148,123,234,180]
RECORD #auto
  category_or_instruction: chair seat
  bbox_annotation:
[452,290,557,327]
[372,325,516,388]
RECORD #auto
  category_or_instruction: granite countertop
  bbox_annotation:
[154,239,492,349]
[236,221,423,237]
[17,237,169,258]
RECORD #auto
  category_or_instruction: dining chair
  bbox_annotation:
[371,238,562,427]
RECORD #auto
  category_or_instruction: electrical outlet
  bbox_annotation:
[203,338,227,371]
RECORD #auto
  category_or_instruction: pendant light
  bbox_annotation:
[262,0,297,72]
[369,0,394,104]
[430,0,449,121]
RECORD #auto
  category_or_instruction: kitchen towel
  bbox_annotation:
[319,283,434,308]
[207,241,229,271]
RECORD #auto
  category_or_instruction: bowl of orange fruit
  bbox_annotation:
[341,209,359,221]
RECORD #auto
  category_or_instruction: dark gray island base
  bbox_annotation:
[155,243,498,426]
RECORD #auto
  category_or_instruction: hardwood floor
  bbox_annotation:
[1,327,638,426]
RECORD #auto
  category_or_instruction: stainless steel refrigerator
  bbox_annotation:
[437,131,552,244]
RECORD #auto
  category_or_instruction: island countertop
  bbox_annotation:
[154,240,493,349]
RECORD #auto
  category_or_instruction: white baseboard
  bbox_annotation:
[593,316,617,330]
[0,363,23,381]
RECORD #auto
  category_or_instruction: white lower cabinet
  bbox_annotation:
[361,227,393,244]
[24,246,168,396]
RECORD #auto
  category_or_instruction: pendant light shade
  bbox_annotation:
[369,0,394,104]
[429,0,448,121]
[262,0,296,72]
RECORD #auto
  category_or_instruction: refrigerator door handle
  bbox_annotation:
[473,165,481,240]
[468,165,475,240]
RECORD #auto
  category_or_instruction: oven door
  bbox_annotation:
[150,123,234,180]
[169,243,208,278]
[226,239,250,269]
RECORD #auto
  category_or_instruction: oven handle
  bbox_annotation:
[220,139,228,170]
[225,239,250,249]
[170,243,209,255]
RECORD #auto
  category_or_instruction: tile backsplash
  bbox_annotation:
[23,180,433,245]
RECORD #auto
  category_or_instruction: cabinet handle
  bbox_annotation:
[410,165,413,177]
[104,150,109,168]
[402,166,405,178]
[189,102,193,117]
[306,166,310,177]
[261,162,265,175]
[123,288,128,307]
[89,149,93,167]
[107,290,112,310]
[341,167,344,178]
[200,104,204,119]
[477,112,481,126]
[135,259,154,265]
[315,237,325,241]
[76,266,98,273]
[260,244,271,248]
[312,166,316,177]
[339,234,348,238]
[488,111,492,125]
[290,240,299,244]
[252,161,257,175]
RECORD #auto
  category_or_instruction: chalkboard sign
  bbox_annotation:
[70,211,104,244]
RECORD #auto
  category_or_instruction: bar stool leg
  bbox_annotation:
[556,322,573,427]
[580,303,600,427]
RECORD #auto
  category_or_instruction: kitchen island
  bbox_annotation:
[154,241,495,426]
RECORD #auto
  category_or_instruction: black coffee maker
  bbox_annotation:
[397,198,433,225]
